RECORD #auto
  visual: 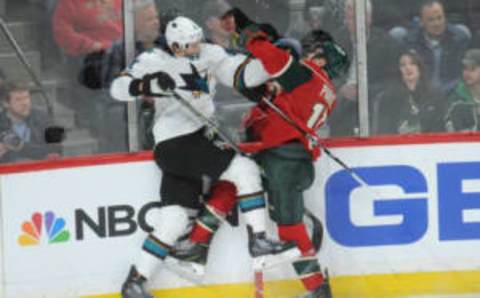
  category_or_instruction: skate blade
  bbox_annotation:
[164,256,206,284]
[252,247,302,270]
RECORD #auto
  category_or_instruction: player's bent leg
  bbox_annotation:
[169,181,237,276]
[122,205,189,298]
[278,223,332,298]
[221,155,301,265]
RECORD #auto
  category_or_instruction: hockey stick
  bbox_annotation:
[172,91,246,155]
[254,268,264,298]
[260,97,369,187]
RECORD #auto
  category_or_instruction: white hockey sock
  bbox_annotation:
[238,192,267,233]
[136,233,172,279]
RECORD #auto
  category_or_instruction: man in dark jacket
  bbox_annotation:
[328,0,401,136]
[0,82,61,163]
[404,0,470,93]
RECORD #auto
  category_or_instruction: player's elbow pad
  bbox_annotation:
[110,76,136,102]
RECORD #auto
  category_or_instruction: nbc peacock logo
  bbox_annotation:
[18,211,71,246]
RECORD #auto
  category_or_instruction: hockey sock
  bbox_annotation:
[279,224,324,291]
[238,191,267,233]
[190,181,237,244]
[136,233,172,279]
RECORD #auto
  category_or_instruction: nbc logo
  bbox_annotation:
[17,211,70,246]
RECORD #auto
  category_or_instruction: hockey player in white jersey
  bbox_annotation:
[110,16,299,298]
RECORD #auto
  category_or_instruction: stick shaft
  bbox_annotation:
[173,91,244,155]
[261,98,369,187]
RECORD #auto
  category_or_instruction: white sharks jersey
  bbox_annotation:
[110,43,269,144]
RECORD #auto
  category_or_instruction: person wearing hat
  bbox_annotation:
[200,0,234,49]
[446,49,480,131]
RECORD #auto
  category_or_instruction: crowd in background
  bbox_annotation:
[1,0,480,164]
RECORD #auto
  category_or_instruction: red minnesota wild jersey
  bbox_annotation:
[241,38,337,159]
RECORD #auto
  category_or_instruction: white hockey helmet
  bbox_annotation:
[165,16,204,50]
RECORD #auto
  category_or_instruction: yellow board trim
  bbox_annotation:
[80,270,480,298]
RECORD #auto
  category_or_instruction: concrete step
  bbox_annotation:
[0,21,40,53]
[29,76,76,129]
[0,50,41,80]
[62,129,99,157]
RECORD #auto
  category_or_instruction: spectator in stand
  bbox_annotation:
[201,0,234,50]
[52,0,123,58]
[52,0,124,153]
[101,0,162,151]
[446,49,480,132]
[0,82,61,163]
[103,0,161,86]
[376,49,447,135]
[403,0,470,93]
[327,0,401,136]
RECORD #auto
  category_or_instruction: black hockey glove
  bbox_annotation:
[226,7,254,33]
[129,71,176,97]
[226,7,280,50]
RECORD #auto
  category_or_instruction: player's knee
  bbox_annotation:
[220,155,262,196]
[150,205,189,245]
[206,180,237,214]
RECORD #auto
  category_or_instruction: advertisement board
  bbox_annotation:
[1,139,480,297]
[307,142,480,280]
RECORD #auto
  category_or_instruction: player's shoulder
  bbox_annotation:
[136,47,170,63]
[200,42,229,62]
[201,42,225,54]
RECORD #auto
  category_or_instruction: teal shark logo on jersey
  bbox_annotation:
[179,64,210,96]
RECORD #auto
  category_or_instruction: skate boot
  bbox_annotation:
[248,226,301,269]
[297,271,333,298]
[121,266,154,298]
[166,239,208,279]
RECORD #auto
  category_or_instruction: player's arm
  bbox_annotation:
[246,37,312,93]
[110,53,176,102]
[228,7,312,92]
[207,44,270,89]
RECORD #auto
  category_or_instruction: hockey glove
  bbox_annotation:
[227,7,279,50]
[226,7,254,33]
[129,71,176,97]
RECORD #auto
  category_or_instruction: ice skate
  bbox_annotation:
[297,270,333,298]
[121,266,154,298]
[165,239,208,281]
[248,227,302,270]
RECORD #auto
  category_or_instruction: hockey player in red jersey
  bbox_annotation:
[171,10,349,298]
[232,13,349,298]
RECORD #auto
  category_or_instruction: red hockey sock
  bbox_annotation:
[279,224,324,291]
[278,223,315,255]
[189,181,237,244]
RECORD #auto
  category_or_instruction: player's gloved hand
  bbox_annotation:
[129,71,176,97]
[226,7,254,33]
[226,7,279,50]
